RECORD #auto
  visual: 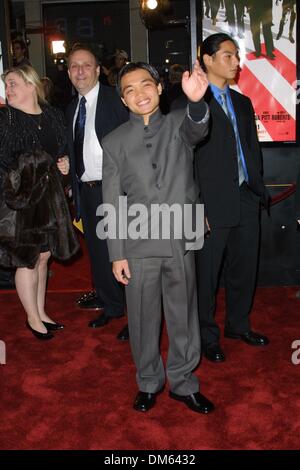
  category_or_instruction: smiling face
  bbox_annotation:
[203,39,240,88]
[68,49,100,96]
[120,68,162,124]
[5,72,36,110]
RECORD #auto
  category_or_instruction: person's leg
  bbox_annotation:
[249,11,262,56]
[80,183,124,318]
[163,247,200,395]
[36,251,55,323]
[235,1,245,37]
[164,246,215,413]
[262,21,275,57]
[210,0,221,24]
[276,7,286,40]
[289,5,296,43]
[204,0,210,17]
[196,228,229,348]
[224,186,260,334]
[126,257,165,393]
[224,0,235,33]
[15,260,47,333]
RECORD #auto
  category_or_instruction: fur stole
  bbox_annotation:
[0,150,79,268]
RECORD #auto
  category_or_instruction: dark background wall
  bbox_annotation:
[0,0,11,70]
[148,0,190,69]
[43,0,130,82]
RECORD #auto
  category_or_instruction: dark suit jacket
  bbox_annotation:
[194,87,269,229]
[66,84,128,220]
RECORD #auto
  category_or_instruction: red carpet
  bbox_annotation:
[0,248,300,449]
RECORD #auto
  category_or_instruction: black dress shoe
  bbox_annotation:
[26,321,54,340]
[42,321,65,331]
[133,391,157,412]
[117,324,129,341]
[224,329,269,346]
[169,391,215,414]
[88,313,111,328]
[77,291,103,310]
[203,344,226,362]
[267,53,275,60]
[289,35,295,44]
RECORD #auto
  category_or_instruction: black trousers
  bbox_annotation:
[248,9,274,56]
[224,0,245,35]
[196,184,260,347]
[80,182,124,317]
[210,0,221,20]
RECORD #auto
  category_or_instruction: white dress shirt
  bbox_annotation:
[73,81,103,181]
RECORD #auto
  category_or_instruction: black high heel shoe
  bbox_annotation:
[42,321,65,331]
[26,321,54,340]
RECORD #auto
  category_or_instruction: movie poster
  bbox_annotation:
[202,1,297,142]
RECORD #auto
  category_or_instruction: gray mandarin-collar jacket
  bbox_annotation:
[102,100,209,261]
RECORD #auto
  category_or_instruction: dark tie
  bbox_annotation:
[74,96,86,179]
[220,92,247,186]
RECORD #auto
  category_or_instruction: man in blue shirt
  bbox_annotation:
[194,33,270,362]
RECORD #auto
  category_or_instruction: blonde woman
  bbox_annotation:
[0,65,79,340]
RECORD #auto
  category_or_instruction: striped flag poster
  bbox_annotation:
[202,0,296,142]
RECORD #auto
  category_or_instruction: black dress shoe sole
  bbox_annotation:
[202,351,226,362]
[89,314,124,328]
[133,400,156,412]
[88,312,123,327]
[116,326,129,341]
[117,334,129,341]
[169,392,214,414]
[76,292,104,309]
[133,395,156,412]
[224,331,269,346]
[77,302,104,310]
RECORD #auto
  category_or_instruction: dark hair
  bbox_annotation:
[117,62,160,96]
[12,39,27,51]
[169,64,185,83]
[199,33,238,72]
[67,43,100,67]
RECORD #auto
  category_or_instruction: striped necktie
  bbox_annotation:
[74,96,87,179]
[220,92,246,186]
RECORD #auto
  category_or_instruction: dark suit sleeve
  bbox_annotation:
[112,89,129,125]
[102,138,126,262]
[247,97,271,208]
[247,97,263,175]
[179,99,209,148]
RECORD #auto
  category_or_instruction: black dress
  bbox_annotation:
[0,105,79,268]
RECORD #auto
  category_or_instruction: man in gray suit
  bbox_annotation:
[102,61,214,414]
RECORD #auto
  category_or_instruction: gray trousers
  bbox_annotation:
[126,245,200,396]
